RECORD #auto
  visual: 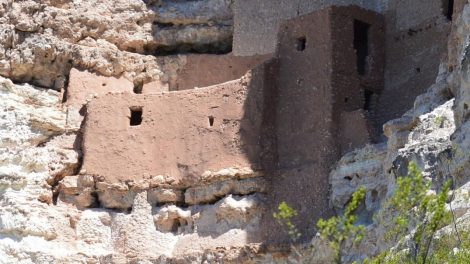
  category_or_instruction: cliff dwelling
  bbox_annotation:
[0,0,461,262]
[60,4,385,245]
[55,0,455,258]
[56,0,452,251]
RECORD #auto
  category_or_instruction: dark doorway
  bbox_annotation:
[354,20,370,76]
[442,0,454,21]
[363,90,374,111]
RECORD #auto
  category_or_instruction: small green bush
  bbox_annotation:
[432,228,470,263]
[273,188,366,263]
[273,201,301,242]
[368,162,452,264]
[317,187,366,264]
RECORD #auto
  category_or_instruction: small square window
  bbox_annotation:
[296,36,306,51]
[130,107,143,126]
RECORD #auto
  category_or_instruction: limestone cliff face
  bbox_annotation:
[0,0,232,89]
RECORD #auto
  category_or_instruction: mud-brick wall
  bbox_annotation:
[81,70,272,185]
[263,6,384,242]
[232,0,384,56]
[233,0,451,137]
[330,6,385,145]
[170,54,270,91]
[264,7,336,242]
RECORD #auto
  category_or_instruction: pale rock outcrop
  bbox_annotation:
[185,177,267,205]
[148,187,185,205]
[330,143,387,213]
[331,80,455,215]
[0,76,85,262]
[111,192,176,261]
[446,3,470,186]
[331,92,457,262]
[0,76,66,146]
[0,0,233,89]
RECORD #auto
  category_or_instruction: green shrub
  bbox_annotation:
[273,188,367,264]
[368,162,452,264]
[273,201,301,242]
[432,228,470,263]
[317,187,366,264]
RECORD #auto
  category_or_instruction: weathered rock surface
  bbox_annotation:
[0,0,233,89]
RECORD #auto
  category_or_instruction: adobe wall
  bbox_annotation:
[67,54,269,102]
[66,68,134,107]
[330,6,385,144]
[339,110,371,152]
[170,54,270,91]
[233,0,451,136]
[65,54,269,130]
[233,0,384,56]
[264,6,384,241]
[268,3,336,233]
[81,66,272,185]
[79,5,384,243]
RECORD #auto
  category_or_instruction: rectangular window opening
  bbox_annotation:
[208,116,215,127]
[133,82,143,94]
[442,0,454,21]
[354,19,370,76]
[296,36,306,51]
[130,107,143,126]
[363,90,374,111]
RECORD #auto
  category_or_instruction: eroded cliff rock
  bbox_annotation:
[0,0,233,90]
